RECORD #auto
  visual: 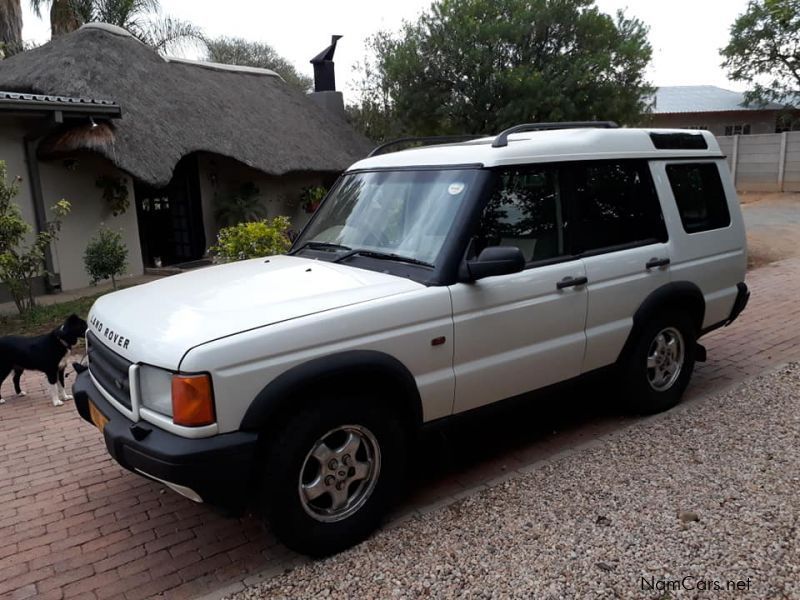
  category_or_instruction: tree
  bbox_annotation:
[0,160,71,314]
[37,0,82,37]
[721,0,800,107]
[205,37,313,92]
[0,0,23,56]
[29,0,203,54]
[30,0,89,37]
[350,0,653,140]
[83,226,127,289]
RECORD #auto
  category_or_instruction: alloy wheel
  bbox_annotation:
[298,424,381,523]
[646,326,685,391]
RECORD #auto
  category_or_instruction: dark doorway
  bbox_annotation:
[134,156,206,267]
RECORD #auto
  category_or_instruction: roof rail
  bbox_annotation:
[367,134,484,157]
[491,121,619,148]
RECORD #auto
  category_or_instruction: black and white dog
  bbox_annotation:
[0,314,88,406]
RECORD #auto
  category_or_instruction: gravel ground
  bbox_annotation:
[229,365,800,600]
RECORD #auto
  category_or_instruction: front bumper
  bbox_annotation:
[73,371,258,511]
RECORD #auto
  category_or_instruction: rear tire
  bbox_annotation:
[260,392,408,557]
[620,311,697,415]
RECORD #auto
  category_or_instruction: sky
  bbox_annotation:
[19,0,752,103]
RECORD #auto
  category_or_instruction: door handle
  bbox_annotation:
[557,276,588,290]
[646,257,671,270]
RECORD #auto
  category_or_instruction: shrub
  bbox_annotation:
[0,160,71,314]
[210,216,291,262]
[84,226,128,289]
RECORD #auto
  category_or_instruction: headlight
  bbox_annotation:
[138,365,173,416]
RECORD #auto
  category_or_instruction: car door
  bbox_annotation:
[562,160,672,372]
[449,164,588,414]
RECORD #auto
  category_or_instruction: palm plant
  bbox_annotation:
[214,182,268,227]
[0,0,23,56]
[30,0,83,36]
[29,0,203,54]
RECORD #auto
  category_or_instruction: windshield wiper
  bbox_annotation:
[291,241,352,255]
[333,249,434,268]
[293,241,434,268]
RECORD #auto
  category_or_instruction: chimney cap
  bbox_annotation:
[311,35,343,64]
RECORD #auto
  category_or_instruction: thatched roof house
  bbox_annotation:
[0,23,371,293]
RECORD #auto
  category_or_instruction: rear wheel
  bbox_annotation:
[261,393,408,556]
[621,311,697,414]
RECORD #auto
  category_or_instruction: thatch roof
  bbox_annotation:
[0,24,372,186]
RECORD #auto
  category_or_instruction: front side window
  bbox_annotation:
[666,163,731,233]
[472,165,564,263]
[567,160,667,253]
[294,169,480,266]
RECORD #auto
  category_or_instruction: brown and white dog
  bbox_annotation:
[0,314,88,406]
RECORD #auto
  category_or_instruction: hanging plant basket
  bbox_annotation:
[96,175,130,216]
[300,185,327,214]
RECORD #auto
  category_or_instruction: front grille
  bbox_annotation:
[87,331,133,409]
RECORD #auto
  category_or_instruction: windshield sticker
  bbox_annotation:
[448,182,466,195]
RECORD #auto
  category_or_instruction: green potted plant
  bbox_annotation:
[96,176,130,216]
[300,185,327,214]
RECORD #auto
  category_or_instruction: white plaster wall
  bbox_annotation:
[39,155,144,290]
[0,117,40,248]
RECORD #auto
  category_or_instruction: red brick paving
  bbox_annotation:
[1,258,799,600]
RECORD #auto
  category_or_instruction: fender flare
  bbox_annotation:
[617,281,705,363]
[239,350,423,432]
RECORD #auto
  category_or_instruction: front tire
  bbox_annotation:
[261,393,407,556]
[621,311,697,415]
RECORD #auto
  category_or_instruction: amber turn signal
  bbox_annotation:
[171,374,215,427]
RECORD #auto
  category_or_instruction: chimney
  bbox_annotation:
[309,35,345,116]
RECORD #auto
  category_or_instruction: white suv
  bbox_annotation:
[74,123,749,556]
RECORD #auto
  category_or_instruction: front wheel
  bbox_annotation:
[260,394,407,556]
[620,311,697,415]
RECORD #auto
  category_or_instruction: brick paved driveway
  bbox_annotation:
[2,257,800,600]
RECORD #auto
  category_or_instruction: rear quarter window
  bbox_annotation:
[666,163,731,233]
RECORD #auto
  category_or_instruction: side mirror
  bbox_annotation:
[464,246,525,281]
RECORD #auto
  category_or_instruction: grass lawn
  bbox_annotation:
[0,291,105,338]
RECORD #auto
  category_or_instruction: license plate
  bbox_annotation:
[88,401,109,433]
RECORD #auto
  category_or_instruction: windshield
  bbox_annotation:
[294,169,480,266]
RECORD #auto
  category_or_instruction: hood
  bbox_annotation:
[88,255,423,369]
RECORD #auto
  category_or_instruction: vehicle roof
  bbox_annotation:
[348,128,722,171]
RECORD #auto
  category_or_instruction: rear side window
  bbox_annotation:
[567,160,667,254]
[666,163,731,233]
